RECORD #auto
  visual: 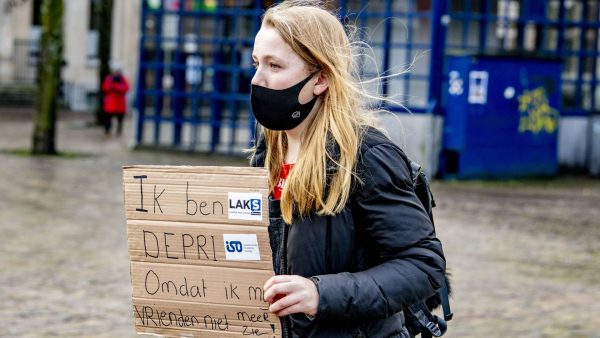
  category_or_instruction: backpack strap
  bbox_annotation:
[407,160,452,336]
[406,302,447,337]
[440,279,453,322]
[410,161,436,224]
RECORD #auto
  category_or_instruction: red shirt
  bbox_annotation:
[272,163,294,200]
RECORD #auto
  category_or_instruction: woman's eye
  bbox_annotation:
[269,63,280,69]
[252,62,258,69]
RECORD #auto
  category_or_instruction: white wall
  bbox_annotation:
[0,0,140,110]
[62,0,97,89]
[111,0,142,107]
[10,1,32,39]
[589,116,600,176]
[0,0,14,83]
[558,117,589,169]
[557,116,600,176]
[379,115,597,176]
[59,0,141,111]
[0,0,33,84]
[377,112,443,175]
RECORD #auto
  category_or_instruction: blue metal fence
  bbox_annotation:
[442,0,600,117]
[135,0,599,152]
[136,0,263,153]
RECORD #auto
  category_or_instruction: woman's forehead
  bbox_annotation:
[252,26,295,59]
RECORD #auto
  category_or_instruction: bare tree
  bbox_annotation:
[32,0,63,154]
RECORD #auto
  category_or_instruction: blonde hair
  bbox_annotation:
[259,1,380,224]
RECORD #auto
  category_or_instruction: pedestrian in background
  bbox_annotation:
[102,61,129,136]
[249,1,446,337]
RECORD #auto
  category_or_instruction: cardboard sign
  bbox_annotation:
[123,166,280,337]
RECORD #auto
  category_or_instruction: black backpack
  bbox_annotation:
[405,161,453,338]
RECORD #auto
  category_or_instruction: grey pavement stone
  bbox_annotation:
[0,111,599,337]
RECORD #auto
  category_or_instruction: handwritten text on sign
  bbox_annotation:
[123,166,279,337]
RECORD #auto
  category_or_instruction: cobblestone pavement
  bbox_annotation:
[1,110,599,338]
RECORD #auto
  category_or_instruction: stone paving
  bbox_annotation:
[0,110,599,337]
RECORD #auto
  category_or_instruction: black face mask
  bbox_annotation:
[250,73,318,131]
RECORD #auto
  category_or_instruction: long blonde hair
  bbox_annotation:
[259,1,377,224]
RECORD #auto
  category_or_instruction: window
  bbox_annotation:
[31,0,42,26]
[89,0,100,31]
[29,0,42,61]
[87,0,100,60]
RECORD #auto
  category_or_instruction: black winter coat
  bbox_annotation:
[251,127,446,338]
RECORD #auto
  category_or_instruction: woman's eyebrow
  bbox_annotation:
[252,54,284,63]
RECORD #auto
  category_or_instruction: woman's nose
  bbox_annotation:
[251,69,266,87]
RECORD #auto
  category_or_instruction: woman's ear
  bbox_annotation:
[313,71,329,96]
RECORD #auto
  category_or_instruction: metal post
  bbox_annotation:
[248,0,262,147]
[427,0,448,115]
[575,0,589,110]
[586,2,600,174]
[557,0,566,55]
[402,0,415,104]
[210,1,225,152]
[171,1,185,147]
[189,5,202,152]
[152,5,164,147]
[539,0,549,52]
[590,2,599,112]
[135,0,148,145]
[516,0,526,50]
[478,0,489,50]
[227,9,240,153]
[461,0,471,50]
[382,0,393,98]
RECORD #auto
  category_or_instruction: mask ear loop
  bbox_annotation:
[298,70,323,147]
[290,68,322,148]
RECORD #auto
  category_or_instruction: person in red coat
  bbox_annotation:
[102,62,129,135]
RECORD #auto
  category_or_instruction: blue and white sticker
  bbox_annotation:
[468,71,489,105]
[223,234,261,261]
[227,192,262,221]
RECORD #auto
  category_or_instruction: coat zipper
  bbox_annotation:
[326,216,333,272]
[280,223,291,338]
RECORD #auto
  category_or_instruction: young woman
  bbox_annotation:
[249,1,446,337]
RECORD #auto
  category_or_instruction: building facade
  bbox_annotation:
[1,0,598,175]
[0,0,141,111]
[132,0,600,175]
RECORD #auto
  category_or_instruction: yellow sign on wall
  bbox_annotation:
[517,87,559,134]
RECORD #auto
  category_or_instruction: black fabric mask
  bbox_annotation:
[250,73,318,131]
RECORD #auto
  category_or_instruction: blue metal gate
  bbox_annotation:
[136,0,263,153]
[440,0,600,117]
[135,0,598,153]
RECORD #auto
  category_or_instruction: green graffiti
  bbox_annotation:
[517,87,559,134]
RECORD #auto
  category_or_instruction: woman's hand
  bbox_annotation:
[263,275,319,317]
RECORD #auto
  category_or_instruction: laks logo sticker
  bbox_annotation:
[223,234,260,261]
[227,192,262,220]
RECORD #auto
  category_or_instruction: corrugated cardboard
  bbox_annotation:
[123,166,269,226]
[123,166,280,337]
